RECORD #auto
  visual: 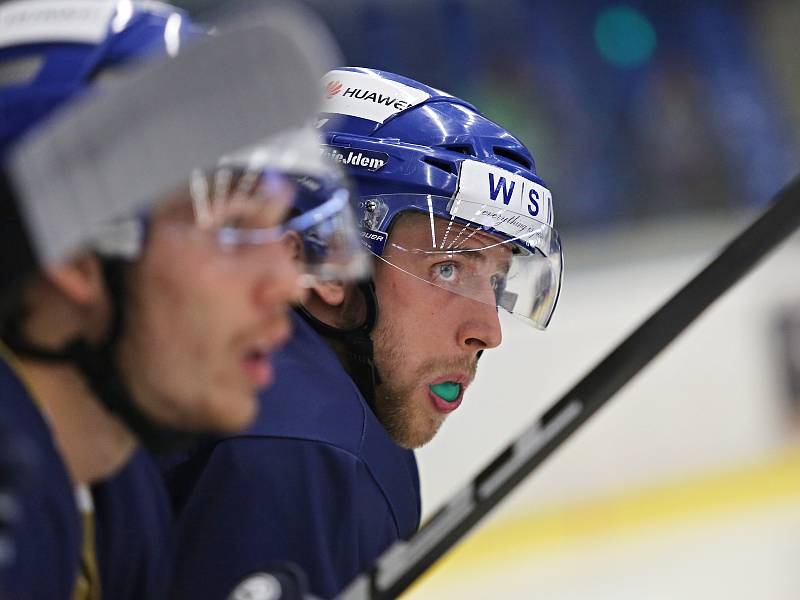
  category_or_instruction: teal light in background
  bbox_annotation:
[594,6,657,69]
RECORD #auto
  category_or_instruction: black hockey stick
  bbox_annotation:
[339,174,800,600]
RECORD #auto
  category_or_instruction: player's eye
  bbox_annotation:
[490,274,507,300]
[434,262,458,283]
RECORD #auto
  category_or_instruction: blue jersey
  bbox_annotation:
[162,311,421,599]
[0,355,173,599]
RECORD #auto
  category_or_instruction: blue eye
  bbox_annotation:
[436,262,457,282]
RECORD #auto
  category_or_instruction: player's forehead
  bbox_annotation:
[388,211,512,255]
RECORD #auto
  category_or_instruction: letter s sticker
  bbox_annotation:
[527,188,540,217]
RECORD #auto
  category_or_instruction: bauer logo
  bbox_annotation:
[360,231,386,242]
[321,69,430,124]
[359,229,387,253]
[321,145,389,172]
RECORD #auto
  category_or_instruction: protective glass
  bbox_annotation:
[367,194,562,329]
[187,165,369,284]
[90,132,370,285]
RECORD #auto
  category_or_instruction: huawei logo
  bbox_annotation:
[325,80,342,98]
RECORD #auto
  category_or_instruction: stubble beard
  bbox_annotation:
[370,314,477,450]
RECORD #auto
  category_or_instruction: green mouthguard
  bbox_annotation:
[430,382,461,403]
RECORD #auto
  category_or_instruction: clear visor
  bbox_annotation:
[373,196,562,329]
[288,175,371,284]
[188,165,369,284]
[89,162,370,286]
[212,128,370,284]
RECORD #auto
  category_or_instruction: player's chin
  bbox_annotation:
[222,395,260,433]
[396,412,447,449]
[200,359,273,432]
[195,387,259,434]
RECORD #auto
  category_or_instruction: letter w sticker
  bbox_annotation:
[488,173,515,205]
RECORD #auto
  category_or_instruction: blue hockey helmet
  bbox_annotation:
[0,0,204,158]
[0,2,366,285]
[319,68,563,329]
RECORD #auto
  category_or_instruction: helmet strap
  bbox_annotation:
[3,257,196,454]
[297,280,383,410]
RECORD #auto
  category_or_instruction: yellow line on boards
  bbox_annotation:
[411,442,800,588]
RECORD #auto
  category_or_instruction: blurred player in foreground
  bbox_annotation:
[0,1,362,598]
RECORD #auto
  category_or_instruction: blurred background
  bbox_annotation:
[183,0,800,231]
[183,1,800,598]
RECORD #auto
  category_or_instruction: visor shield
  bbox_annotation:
[367,194,562,329]
[183,165,369,284]
[89,161,369,287]
[289,177,370,283]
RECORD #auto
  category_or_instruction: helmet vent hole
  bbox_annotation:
[423,157,457,175]
[443,144,475,156]
[493,147,532,169]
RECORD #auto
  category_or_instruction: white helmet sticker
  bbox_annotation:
[321,69,430,124]
[321,144,388,172]
[0,0,117,49]
[450,159,554,239]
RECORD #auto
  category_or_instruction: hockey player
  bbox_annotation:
[163,68,563,599]
[0,2,358,598]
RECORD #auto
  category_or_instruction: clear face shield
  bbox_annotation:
[196,127,370,284]
[185,168,368,285]
[288,174,370,285]
[91,128,370,284]
[363,193,563,329]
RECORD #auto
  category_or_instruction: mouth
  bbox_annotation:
[427,374,468,413]
[240,324,292,390]
[241,345,275,390]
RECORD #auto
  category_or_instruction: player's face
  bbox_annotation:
[117,184,305,433]
[371,213,506,448]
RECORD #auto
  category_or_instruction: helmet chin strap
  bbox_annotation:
[297,280,383,410]
[2,257,197,455]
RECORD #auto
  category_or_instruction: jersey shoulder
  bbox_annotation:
[247,311,377,456]
[93,450,173,599]
[0,355,81,599]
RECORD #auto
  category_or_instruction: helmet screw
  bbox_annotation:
[365,200,378,213]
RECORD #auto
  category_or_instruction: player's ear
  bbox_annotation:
[301,280,353,329]
[312,280,346,307]
[44,254,105,306]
